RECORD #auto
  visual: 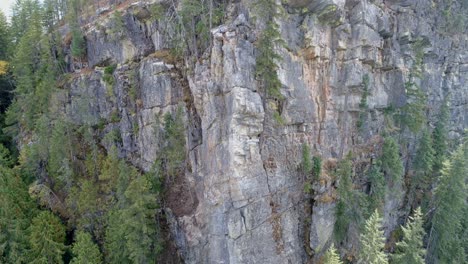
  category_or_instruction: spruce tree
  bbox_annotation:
[0,12,12,118]
[431,99,449,176]
[413,129,435,188]
[301,144,313,193]
[71,27,85,58]
[0,144,13,167]
[29,211,66,264]
[48,120,73,190]
[70,15,85,58]
[104,210,131,264]
[410,129,435,208]
[380,137,403,185]
[0,164,36,263]
[71,231,102,264]
[400,80,427,133]
[323,244,343,264]
[360,210,388,264]
[334,153,367,242]
[105,166,159,264]
[462,203,468,263]
[9,0,42,43]
[115,160,138,207]
[7,3,43,132]
[312,156,322,180]
[73,179,100,232]
[162,108,186,178]
[392,207,426,264]
[121,176,162,263]
[99,146,119,194]
[0,11,10,60]
[367,160,385,212]
[302,144,312,174]
[428,141,467,263]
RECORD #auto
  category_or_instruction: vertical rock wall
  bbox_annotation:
[63,0,467,263]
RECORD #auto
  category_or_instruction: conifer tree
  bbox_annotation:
[69,6,85,59]
[302,143,312,175]
[0,12,12,118]
[380,137,403,185]
[29,211,66,264]
[73,179,100,231]
[360,210,388,264]
[99,146,119,194]
[0,11,10,60]
[105,165,160,264]
[428,141,467,263]
[0,144,13,167]
[71,231,103,264]
[162,108,186,178]
[115,160,138,207]
[48,120,73,190]
[71,26,86,58]
[7,2,44,132]
[301,144,313,193]
[121,176,162,263]
[312,156,322,180]
[410,129,435,208]
[413,129,435,187]
[0,164,36,263]
[104,210,131,264]
[392,207,426,264]
[367,160,385,212]
[9,0,42,44]
[399,39,427,133]
[400,80,427,133]
[431,99,449,176]
[323,244,343,264]
[462,204,468,262]
[334,153,367,242]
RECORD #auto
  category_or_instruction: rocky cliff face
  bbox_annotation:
[62,0,467,262]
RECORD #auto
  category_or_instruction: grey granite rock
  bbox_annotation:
[62,0,467,262]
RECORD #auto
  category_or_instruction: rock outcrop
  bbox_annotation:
[62,0,467,262]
